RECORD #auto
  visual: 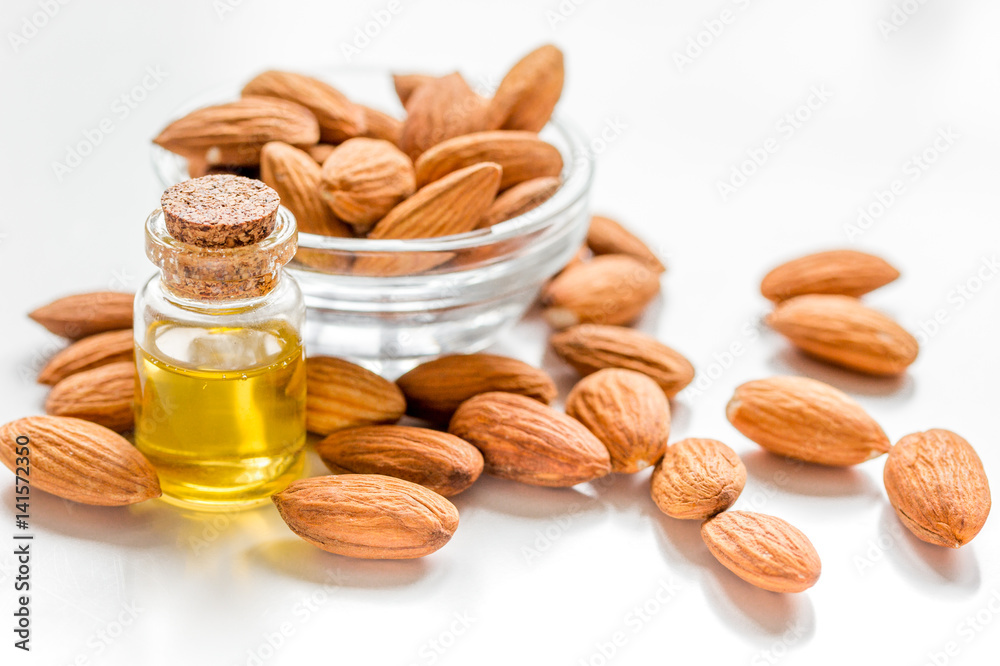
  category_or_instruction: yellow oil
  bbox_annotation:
[134,321,306,510]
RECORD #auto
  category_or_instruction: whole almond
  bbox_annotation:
[273,475,459,559]
[45,361,134,432]
[761,249,900,302]
[586,215,665,273]
[316,425,484,497]
[38,329,134,385]
[726,376,890,466]
[542,255,661,329]
[565,368,670,473]
[306,356,406,435]
[396,353,557,424]
[242,70,365,143]
[487,44,564,132]
[260,141,352,237]
[360,105,404,145]
[153,97,320,166]
[701,511,821,593]
[884,429,991,548]
[478,176,560,228]
[651,439,746,520]
[413,130,563,190]
[319,137,416,234]
[449,392,611,487]
[767,294,919,375]
[29,291,134,340]
[393,73,438,107]
[0,415,160,506]
[550,325,694,398]
[354,162,502,276]
[399,72,493,160]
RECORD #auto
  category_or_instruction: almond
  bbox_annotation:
[651,439,746,520]
[399,72,492,160]
[29,291,134,340]
[396,353,557,424]
[0,415,160,506]
[761,249,900,302]
[766,294,919,375]
[478,176,560,228]
[260,142,352,237]
[701,511,821,593]
[242,70,365,143]
[413,130,563,190]
[272,475,459,559]
[565,368,670,473]
[38,329,133,385]
[884,429,991,548]
[307,144,337,164]
[306,356,406,435]
[487,44,564,132]
[393,73,438,107]
[354,163,502,276]
[550,325,694,398]
[542,255,661,329]
[448,392,611,487]
[153,96,320,166]
[316,425,484,497]
[726,376,890,466]
[360,105,404,146]
[45,361,134,432]
[319,137,416,234]
[586,215,665,273]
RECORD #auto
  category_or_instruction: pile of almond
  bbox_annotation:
[153,45,570,273]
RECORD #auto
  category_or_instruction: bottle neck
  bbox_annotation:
[157,270,286,313]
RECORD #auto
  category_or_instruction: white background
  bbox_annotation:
[2,1,1000,665]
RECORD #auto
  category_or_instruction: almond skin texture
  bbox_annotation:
[726,376,890,466]
[761,249,900,302]
[651,439,746,520]
[413,130,563,190]
[565,368,670,473]
[488,44,564,132]
[272,475,459,559]
[0,416,160,506]
[449,392,611,487]
[153,97,320,166]
[478,176,560,228]
[30,291,134,340]
[393,73,437,107]
[360,105,404,145]
[767,294,919,375]
[306,357,406,435]
[884,429,991,548]
[550,325,694,398]
[542,255,661,329]
[586,215,665,273]
[260,141,352,237]
[38,329,134,385]
[319,137,416,234]
[701,511,821,593]
[316,426,484,497]
[242,70,365,143]
[399,73,492,160]
[397,353,557,424]
[45,361,134,432]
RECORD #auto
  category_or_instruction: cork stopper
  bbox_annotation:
[161,175,279,248]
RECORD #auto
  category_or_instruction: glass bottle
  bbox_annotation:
[134,175,306,510]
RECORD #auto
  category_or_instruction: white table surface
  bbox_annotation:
[2,1,999,664]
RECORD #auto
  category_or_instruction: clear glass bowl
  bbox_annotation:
[151,70,593,371]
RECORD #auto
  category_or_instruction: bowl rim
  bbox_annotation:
[150,71,594,254]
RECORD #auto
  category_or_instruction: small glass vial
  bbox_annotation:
[134,175,306,510]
